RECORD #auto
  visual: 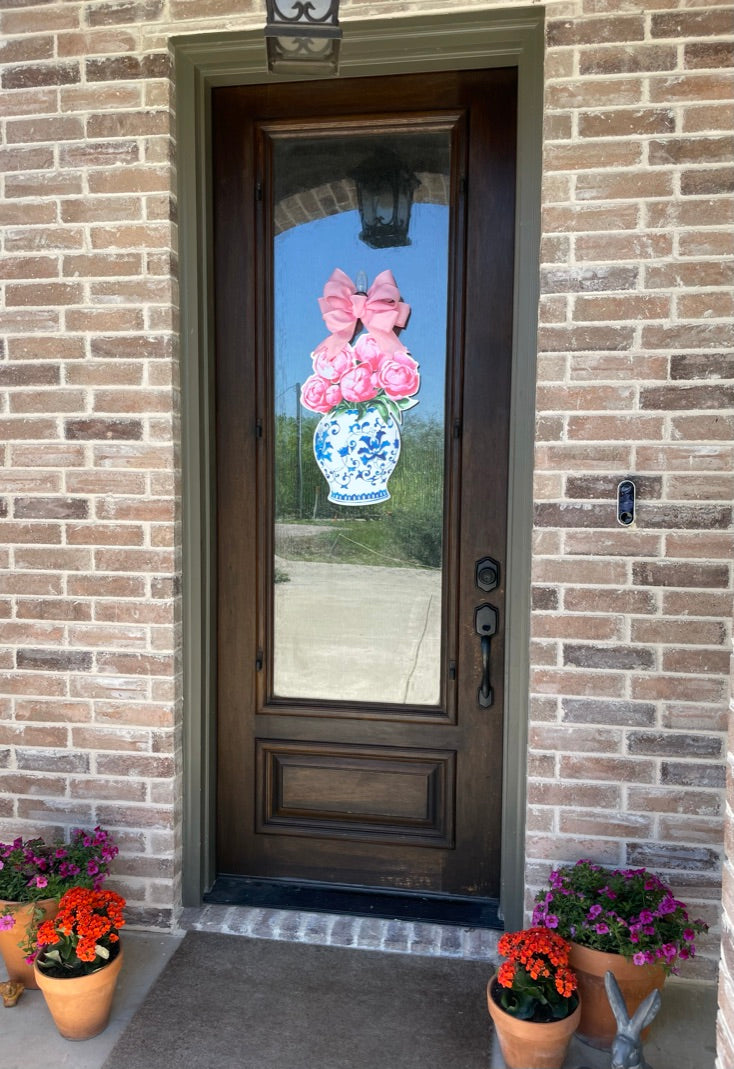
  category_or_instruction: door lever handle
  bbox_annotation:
[474,603,498,708]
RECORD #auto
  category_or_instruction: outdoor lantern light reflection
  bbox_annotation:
[352,150,420,249]
[264,1,341,76]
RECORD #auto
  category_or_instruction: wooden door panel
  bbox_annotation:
[213,68,516,900]
[256,740,455,846]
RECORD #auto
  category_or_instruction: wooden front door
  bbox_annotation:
[212,68,516,902]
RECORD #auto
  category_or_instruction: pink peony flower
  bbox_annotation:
[312,344,355,383]
[353,333,385,372]
[300,374,334,414]
[340,364,379,403]
[324,383,342,408]
[377,353,420,400]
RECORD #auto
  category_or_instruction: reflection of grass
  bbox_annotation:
[277,518,439,569]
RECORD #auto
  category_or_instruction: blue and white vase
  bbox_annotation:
[313,405,401,506]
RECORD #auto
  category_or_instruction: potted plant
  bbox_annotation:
[486,926,581,1069]
[33,886,126,1040]
[0,825,118,988]
[532,859,708,1049]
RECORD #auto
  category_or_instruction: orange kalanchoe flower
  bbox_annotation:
[35,887,125,978]
[493,926,578,1023]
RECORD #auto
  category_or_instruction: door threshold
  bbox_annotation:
[204,876,501,929]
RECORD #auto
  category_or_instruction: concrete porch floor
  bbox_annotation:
[1,911,718,1069]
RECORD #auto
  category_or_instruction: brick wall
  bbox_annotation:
[0,0,732,1024]
[527,0,734,994]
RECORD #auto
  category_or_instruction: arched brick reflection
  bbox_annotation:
[274,172,449,235]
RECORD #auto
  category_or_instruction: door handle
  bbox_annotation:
[474,603,498,708]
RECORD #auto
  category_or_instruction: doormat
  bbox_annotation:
[102,930,492,1069]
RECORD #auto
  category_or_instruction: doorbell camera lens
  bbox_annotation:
[617,479,635,526]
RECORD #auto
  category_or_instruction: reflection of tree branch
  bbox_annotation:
[332,531,434,569]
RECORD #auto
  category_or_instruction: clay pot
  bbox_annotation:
[568,941,665,1050]
[34,945,123,1040]
[487,975,581,1069]
[0,898,58,990]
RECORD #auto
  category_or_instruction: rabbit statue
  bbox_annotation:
[604,969,662,1069]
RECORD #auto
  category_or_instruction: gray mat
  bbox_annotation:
[102,931,492,1069]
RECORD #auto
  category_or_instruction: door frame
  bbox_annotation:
[173,6,544,931]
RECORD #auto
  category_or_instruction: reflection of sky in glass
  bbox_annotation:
[274,204,449,418]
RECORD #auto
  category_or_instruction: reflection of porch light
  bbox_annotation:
[264,1,341,77]
[352,150,420,249]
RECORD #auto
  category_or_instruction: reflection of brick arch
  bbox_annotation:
[274,173,449,235]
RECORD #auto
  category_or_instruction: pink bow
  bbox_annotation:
[316,268,410,357]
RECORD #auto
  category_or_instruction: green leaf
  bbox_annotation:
[372,397,394,425]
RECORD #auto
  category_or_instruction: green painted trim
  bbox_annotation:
[175,6,544,923]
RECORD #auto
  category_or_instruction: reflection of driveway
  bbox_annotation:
[273,560,441,705]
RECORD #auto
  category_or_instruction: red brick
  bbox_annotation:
[531,667,626,698]
[580,45,677,75]
[662,590,734,619]
[2,62,81,90]
[6,116,83,144]
[576,232,673,261]
[564,530,661,558]
[579,108,675,138]
[66,574,146,598]
[649,73,734,104]
[628,787,722,817]
[560,811,654,838]
[544,140,642,171]
[663,648,732,675]
[685,42,734,71]
[567,415,664,441]
[650,136,734,166]
[560,755,655,783]
[574,294,670,321]
[59,141,140,168]
[651,10,734,39]
[633,675,728,703]
[548,15,644,47]
[66,523,145,546]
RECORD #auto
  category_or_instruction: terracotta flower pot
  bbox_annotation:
[568,941,665,1050]
[34,945,123,1041]
[0,898,58,990]
[487,975,581,1069]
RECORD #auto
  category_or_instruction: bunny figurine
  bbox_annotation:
[604,969,662,1069]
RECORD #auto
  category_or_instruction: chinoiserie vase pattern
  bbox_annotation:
[314,405,401,505]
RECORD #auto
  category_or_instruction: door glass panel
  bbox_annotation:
[270,126,451,706]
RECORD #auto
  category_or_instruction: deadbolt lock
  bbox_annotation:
[475,556,500,593]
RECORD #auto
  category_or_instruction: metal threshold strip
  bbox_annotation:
[205,876,501,929]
